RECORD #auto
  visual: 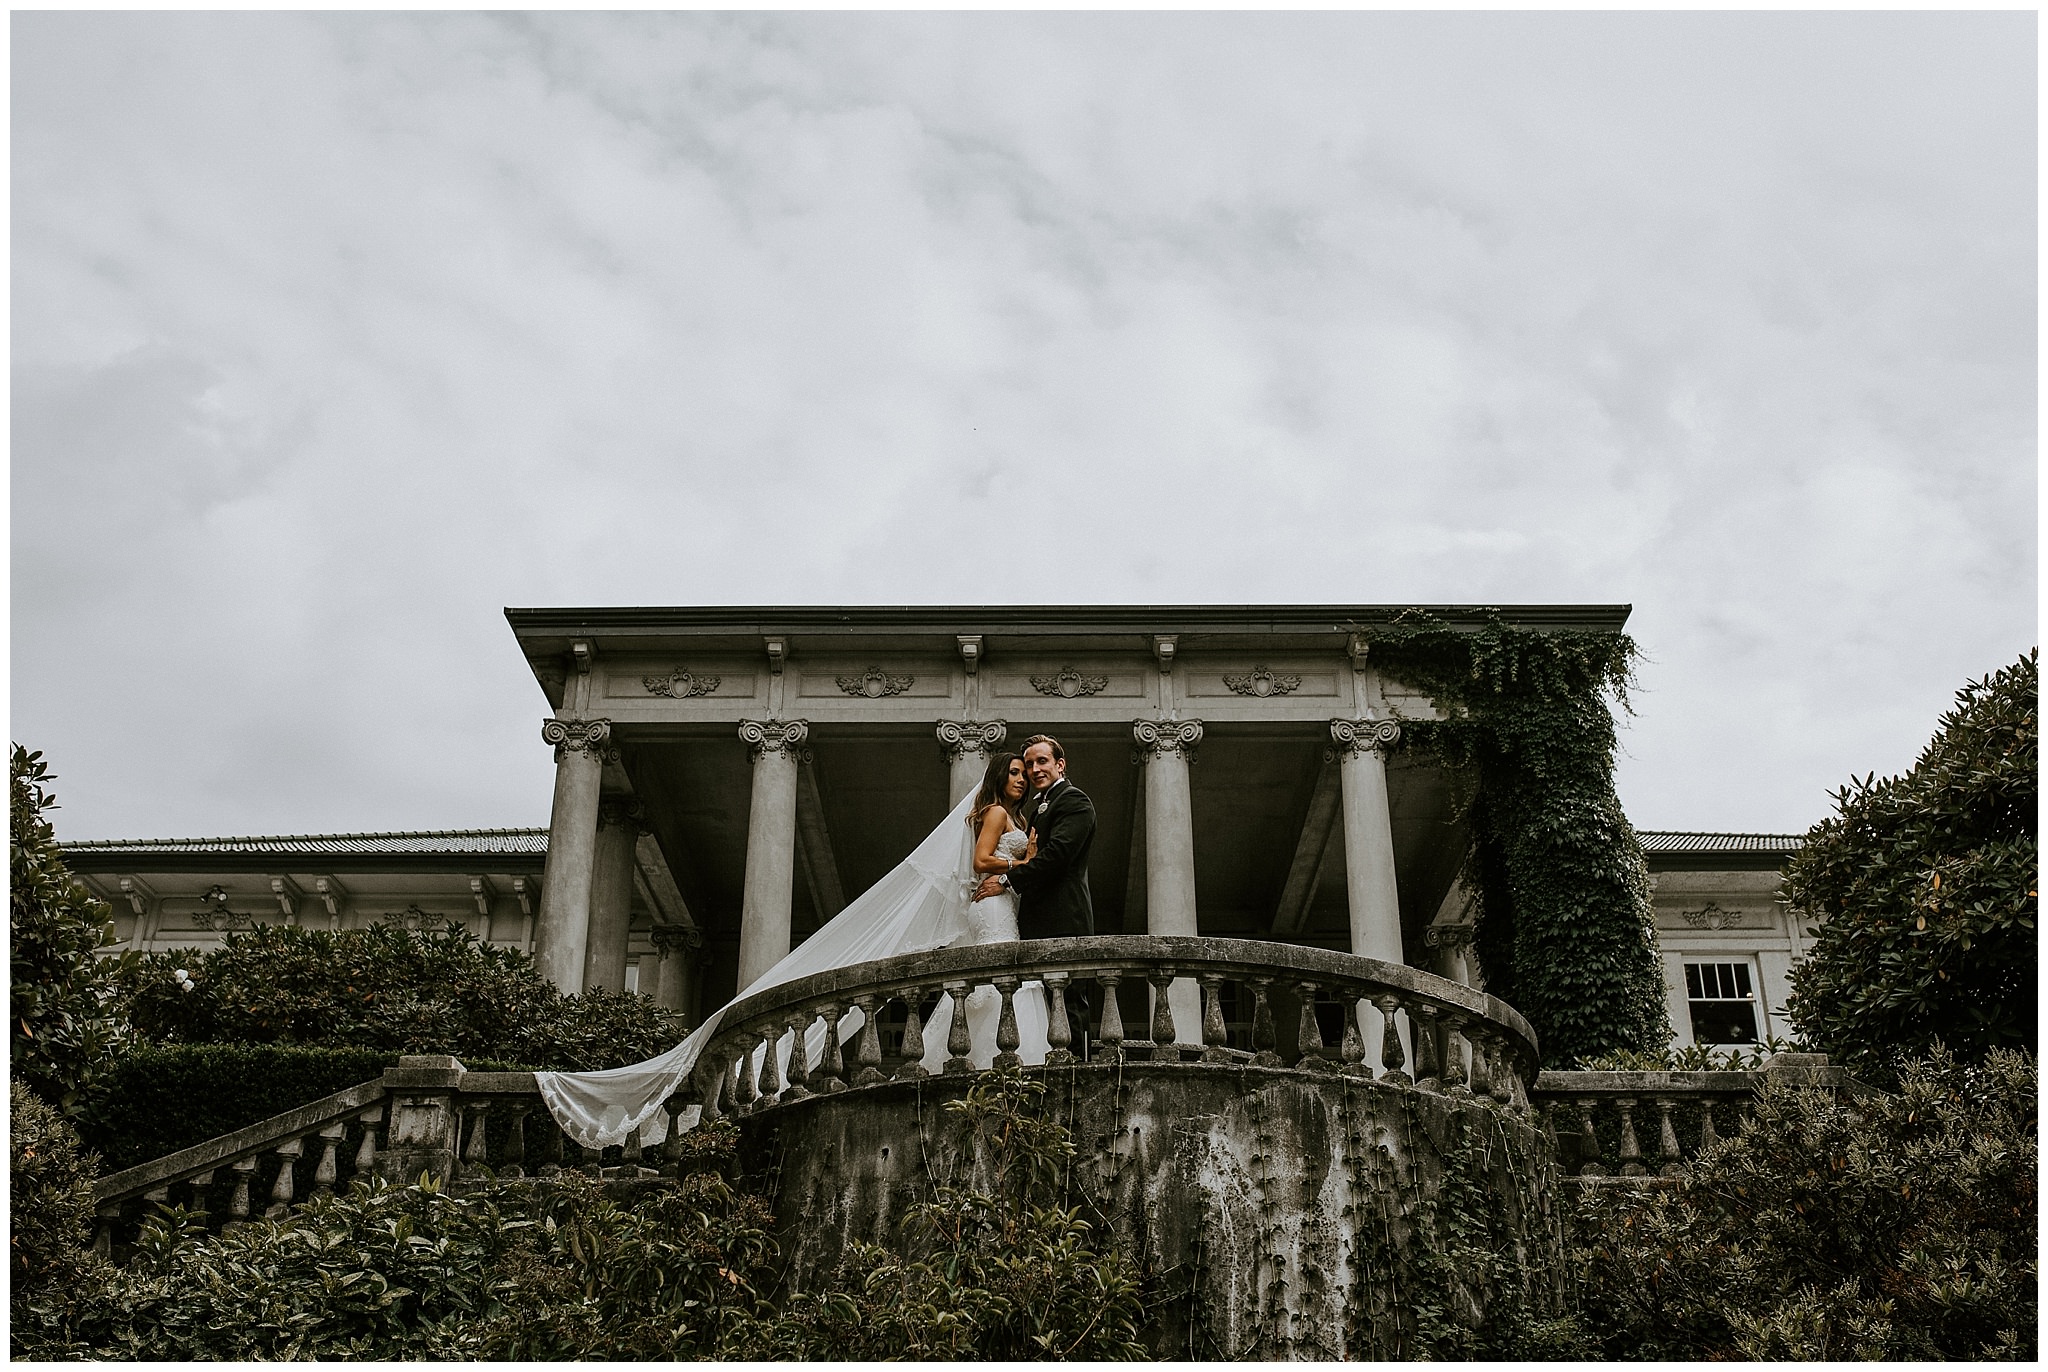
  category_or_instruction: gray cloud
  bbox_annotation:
[11,11,2034,840]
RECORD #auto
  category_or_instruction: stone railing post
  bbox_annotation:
[376,1055,467,1185]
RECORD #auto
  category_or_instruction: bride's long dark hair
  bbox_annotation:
[969,752,1026,830]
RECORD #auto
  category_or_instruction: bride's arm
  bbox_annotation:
[969,807,1015,876]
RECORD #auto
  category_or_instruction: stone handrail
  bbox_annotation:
[691,935,1541,1120]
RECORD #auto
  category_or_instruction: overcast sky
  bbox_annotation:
[12,11,2036,845]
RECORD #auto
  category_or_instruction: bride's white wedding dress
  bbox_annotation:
[920,826,1050,1072]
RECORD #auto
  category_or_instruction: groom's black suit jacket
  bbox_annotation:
[1008,777,1096,940]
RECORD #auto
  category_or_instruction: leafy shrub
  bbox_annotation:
[80,1045,404,1172]
[1786,650,2037,1080]
[116,921,684,1069]
[11,1164,780,1360]
[10,1079,101,1299]
[11,745,132,1112]
[1565,1048,2037,1360]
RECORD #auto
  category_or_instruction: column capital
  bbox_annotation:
[542,717,612,760]
[596,796,645,832]
[649,924,703,955]
[1330,717,1401,758]
[935,718,1007,760]
[739,718,809,760]
[1425,923,1476,951]
[1132,717,1204,758]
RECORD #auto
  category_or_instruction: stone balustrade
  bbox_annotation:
[1530,1053,1847,1179]
[688,936,1541,1123]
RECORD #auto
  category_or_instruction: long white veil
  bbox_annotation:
[535,788,980,1149]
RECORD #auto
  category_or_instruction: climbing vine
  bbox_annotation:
[1365,611,1669,1067]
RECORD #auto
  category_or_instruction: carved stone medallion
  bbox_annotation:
[1031,666,1109,698]
[1224,666,1302,698]
[1680,902,1746,930]
[836,667,914,698]
[643,667,720,698]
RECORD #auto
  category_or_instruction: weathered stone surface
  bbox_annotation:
[737,1062,1562,1360]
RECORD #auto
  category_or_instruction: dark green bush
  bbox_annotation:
[11,745,132,1113]
[1786,650,2037,1080]
[11,1164,780,1360]
[116,921,684,1069]
[10,1079,101,1299]
[1566,1048,2037,1360]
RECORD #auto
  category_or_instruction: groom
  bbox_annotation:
[976,733,1097,1050]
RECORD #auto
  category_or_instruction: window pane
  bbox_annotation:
[1688,999,1759,1044]
[1685,964,1702,998]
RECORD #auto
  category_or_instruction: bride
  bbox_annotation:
[534,753,1055,1152]
[920,753,1051,1072]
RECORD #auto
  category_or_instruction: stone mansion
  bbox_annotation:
[63,604,1808,1057]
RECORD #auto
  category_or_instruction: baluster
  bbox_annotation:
[1700,1103,1720,1152]
[733,1036,760,1114]
[264,1138,303,1218]
[1295,981,1330,1070]
[756,1024,784,1102]
[1655,1097,1683,1177]
[1410,1003,1441,1088]
[502,1105,529,1179]
[1376,995,1410,1083]
[312,1122,346,1196]
[819,1005,849,1091]
[229,1156,261,1225]
[1095,971,1125,1060]
[1484,1032,1514,1104]
[1576,1099,1606,1176]
[698,1049,727,1125]
[661,1096,687,1174]
[895,993,931,1079]
[623,1125,645,1170]
[1148,968,1178,1062]
[1467,1026,1494,1099]
[581,1141,605,1176]
[1199,974,1230,1063]
[461,1103,491,1178]
[94,1204,119,1258]
[1337,997,1367,1075]
[354,1106,384,1179]
[1042,975,1074,1066]
[941,982,974,1074]
[1248,976,1280,1067]
[1616,1098,1645,1176]
[854,994,888,1084]
[144,1184,169,1213]
[1440,1014,1470,1093]
[784,1012,816,1097]
[991,981,1023,1070]
[186,1168,215,1214]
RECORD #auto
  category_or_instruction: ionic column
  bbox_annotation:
[583,798,642,994]
[936,719,1008,803]
[1426,923,1476,988]
[649,925,700,1013]
[534,718,611,992]
[1330,718,1404,963]
[1332,716,1405,1069]
[1133,718,1204,1044]
[736,719,808,993]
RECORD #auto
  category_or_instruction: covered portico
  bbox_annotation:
[509,605,1629,1021]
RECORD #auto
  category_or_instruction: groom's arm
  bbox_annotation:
[1006,791,1094,896]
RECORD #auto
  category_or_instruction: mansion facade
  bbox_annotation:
[62,605,1810,1056]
